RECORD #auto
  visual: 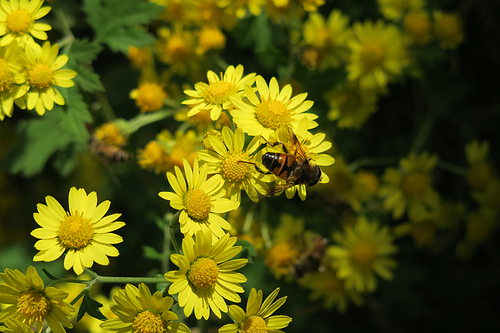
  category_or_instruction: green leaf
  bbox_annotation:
[3,109,73,177]
[142,245,165,261]
[77,292,106,322]
[83,0,164,52]
[67,39,103,64]
[72,64,105,93]
[235,239,257,264]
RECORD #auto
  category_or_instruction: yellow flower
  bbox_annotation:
[93,122,127,147]
[101,283,190,333]
[130,82,167,113]
[403,11,431,44]
[127,46,154,70]
[0,0,52,47]
[302,10,350,70]
[299,0,325,12]
[156,27,196,75]
[266,117,334,200]
[31,187,125,275]
[464,210,495,244]
[197,126,269,203]
[230,75,318,139]
[197,26,226,54]
[217,0,264,18]
[433,11,464,49]
[137,140,170,174]
[182,64,256,121]
[19,41,77,115]
[465,140,494,189]
[328,216,398,293]
[378,151,440,219]
[175,106,231,133]
[299,270,364,312]
[377,0,424,21]
[165,230,248,320]
[472,179,500,216]
[325,81,379,129]
[158,159,239,241]
[0,266,74,333]
[219,287,292,333]
[0,41,28,120]
[1,318,35,333]
[346,20,408,89]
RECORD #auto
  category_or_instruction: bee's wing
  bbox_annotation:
[283,126,309,162]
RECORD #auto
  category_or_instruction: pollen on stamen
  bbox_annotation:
[132,310,166,333]
[222,153,251,182]
[27,63,54,90]
[187,257,219,289]
[184,189,212,221]
[205,80,233,105]
[6,9,33,36]
[16,290,51,326]
[350,240,377,269]
[242,316,268,333]
[0,59,14,92]
[58,211,94,249]
[255,99,292,130]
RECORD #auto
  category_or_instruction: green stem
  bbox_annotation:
[260,201,272,248]
[243,204,257,234]
[96,91,116,121]
[162,220,171,273]
[53,2,74,47]
[437,162,468,177]
[411,113,437,153]
[169,210,183,254]
[224,109,236,132]
[347,157,398,172]
[127,110,177,135]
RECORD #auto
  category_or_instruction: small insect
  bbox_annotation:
[241,127,322,195]
[290,236,329,278]
[88,135,129,162]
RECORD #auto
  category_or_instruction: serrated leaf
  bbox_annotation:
[72,64,105,93]
[104,28,156,53]
[77,292,106,322]
[42,268,61,281]
[3,109,73,177]
[67,39,103,64]
[143,245,165,261]
[235,239,257,263]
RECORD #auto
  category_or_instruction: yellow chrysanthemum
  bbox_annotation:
[230,75,318,139]
[137,140,170,174]
[0,41,28,120]
[127,46,154,70]
[378,151,441,219]
[299,0,325,12]
[219,287,292,333]
[197,26,226,54]
[265,117,334,200]
[472,179,500,216]
[183,64,256,121]
[0,0,51,47]
[325,81,379,129]
[302,10,350,70]
[156,27,197,75]
[93,122,127,147]
[217,0,264,18]
[165,230,248,320]
[465,140,494,189]
[130,82,167,113]
[433,11,464,49]
[464,210,496,244]
[299,270,364,312]
[0,266,74,333]
[19,41,77,115]
[189,0,238,31]
[101,283,190,333]
[328,216,398,293]
[377,0,424,21]
[346,20,408,89]
[1,318,35,333]
[31,187,125,275]
[403,11,432,44]
[158,159,239,241]
[197,126,269,203]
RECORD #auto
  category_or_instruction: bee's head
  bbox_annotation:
[307,165,322,186]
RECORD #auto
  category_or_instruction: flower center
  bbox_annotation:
[27,63,54,90]
[184,189,212,221]
[403,172,430,200]
[361,42,386,70]
[205,80,233,105]
[58,211,94,249]
[16,290,51,326]
[94,123,126,146]
[255,99,291,130]
[265,243,298,272]
[222,153,251,182]
[132,310,166,333]
[135,83,167,113]
[468,161,492,189]
[188,257,219,289]
[350,240,376,269]
[404,12,430,37]
[167,36,191,61]
[202,130,223,151]
[6,9,33,36]
[242,316,268,333]
[199,27,225,51]
[0,59,14,92]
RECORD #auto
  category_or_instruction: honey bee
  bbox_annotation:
[241,127,322,195]
[88,135,129,162]
[290,236,328,278]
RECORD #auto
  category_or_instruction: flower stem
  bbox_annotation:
[437,162,468,176]
[348,157,399,172]
[169,210,183,254]
[224,109,236,132]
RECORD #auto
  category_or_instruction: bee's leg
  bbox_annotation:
[238,160,272,174]
[260,136,288,153]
